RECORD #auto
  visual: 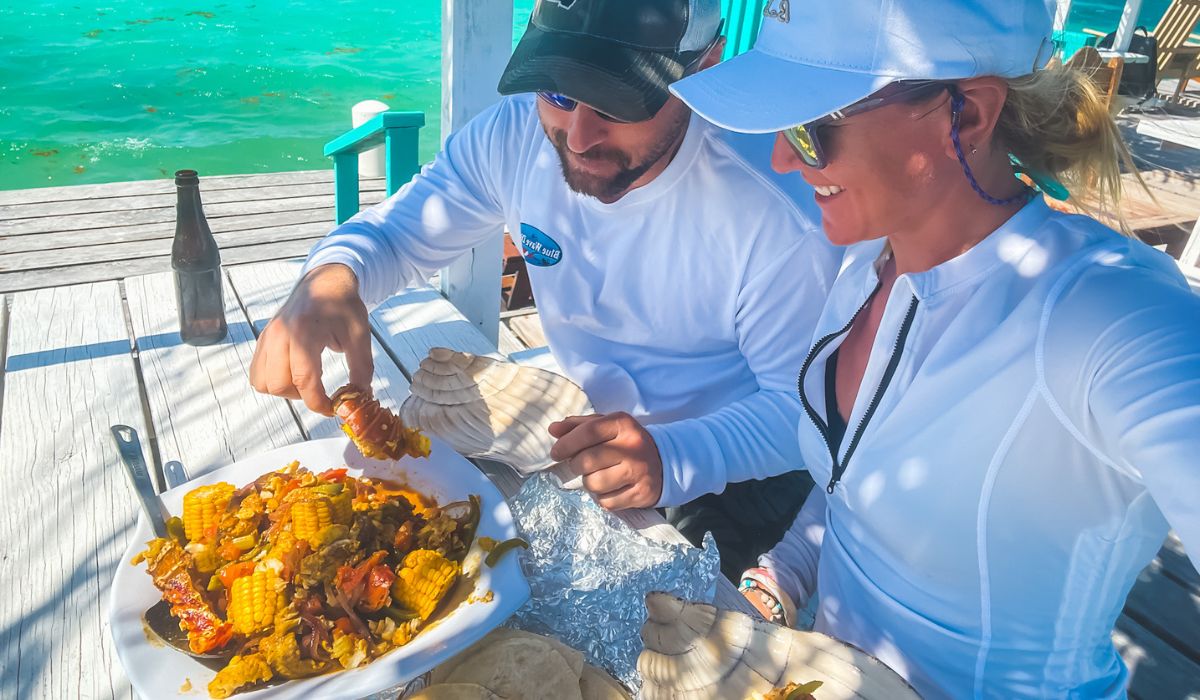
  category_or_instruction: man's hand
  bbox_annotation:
[548,412,663,510]
[249,263,374,416]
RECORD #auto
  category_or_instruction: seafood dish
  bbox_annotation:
[132,461,483,697]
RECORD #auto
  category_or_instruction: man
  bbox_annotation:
[249,0,839,580]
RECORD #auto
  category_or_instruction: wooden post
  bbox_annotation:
[1182,218,1200,270]
[1112,0,1144,53]
[439,0,511,347]
[1053,0,1073,32]
[332,152,359,225]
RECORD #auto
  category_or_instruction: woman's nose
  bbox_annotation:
[771,132,806,174]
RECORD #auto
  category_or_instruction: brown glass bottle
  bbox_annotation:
[172,170,227,345]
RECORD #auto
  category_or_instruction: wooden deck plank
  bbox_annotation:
[507,311,547,349]
[369,286,501,373]
[2,190,386,237]
[1124,556,1200,665]
[2,206,338,254]
[0,179,386,222]
[0,293,7,434]
[496,315,528,356]
[0,238,326,294]
[0,220,334,273]
[124,271,304,478]
[226,259,414,440]
[1160,532,1200,595]
[1115,614,1200,700]
[0,282,146,699]
[0,169,344,206]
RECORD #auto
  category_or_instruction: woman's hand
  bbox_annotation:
[743,585,784,622]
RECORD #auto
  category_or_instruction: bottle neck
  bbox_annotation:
[173,183,219,267]
[175,183,204,228]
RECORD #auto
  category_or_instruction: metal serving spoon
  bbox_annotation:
[111,426,233,664]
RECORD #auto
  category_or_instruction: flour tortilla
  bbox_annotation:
[578,663,631,699]
[409,684,500,699]
[432,628,584,683]
[444,637,583,700]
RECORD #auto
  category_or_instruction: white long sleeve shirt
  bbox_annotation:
[304,94,840,507]
[760,198,1200,699]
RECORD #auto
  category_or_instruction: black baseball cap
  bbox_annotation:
[497,0,724,123]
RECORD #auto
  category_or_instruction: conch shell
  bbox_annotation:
[637,592,920,700]
[399,348,592,483]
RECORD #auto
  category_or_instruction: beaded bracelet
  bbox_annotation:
[738,567,797,627]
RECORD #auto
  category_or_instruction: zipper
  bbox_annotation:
[797,284,880,469]
[798,290,920,494]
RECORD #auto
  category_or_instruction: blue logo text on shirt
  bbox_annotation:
[519,223,562,267]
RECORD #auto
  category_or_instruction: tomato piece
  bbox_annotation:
[218,561,256,590]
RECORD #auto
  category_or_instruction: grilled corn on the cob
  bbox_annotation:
[229,569,286,635]
[390,549,458,621]
[182,482,235,541]
[289,489,352,546]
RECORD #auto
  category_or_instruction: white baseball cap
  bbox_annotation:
[672,0,1057,133]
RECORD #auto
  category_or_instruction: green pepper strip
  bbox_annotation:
[484,537,529,568]
[782,680,824,700]
[449,494,482,561]
[165,516,187,545]
[382,605,421,623]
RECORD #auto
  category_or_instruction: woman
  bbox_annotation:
[672,1,1200,698]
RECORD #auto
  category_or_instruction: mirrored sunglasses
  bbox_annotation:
[782,80,949,169]
[536,92,633,123]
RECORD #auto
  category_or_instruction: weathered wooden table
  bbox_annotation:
[0,258,754,698]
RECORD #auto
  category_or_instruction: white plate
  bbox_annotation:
[109,436,529,699]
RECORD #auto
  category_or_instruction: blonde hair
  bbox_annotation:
[993,65,1144,233]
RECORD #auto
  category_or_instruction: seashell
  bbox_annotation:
[399,348,592,484]
[637,592,920,700]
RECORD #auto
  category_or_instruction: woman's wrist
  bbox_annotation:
[739,567,797,626]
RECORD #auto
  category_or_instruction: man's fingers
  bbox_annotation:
[253,328,304,401]
[343,317,375,390]
[289,341,332,415]
[592,483,646,511]
[549,415,620,460]
[548,414,597,439]
[569,444,624,477]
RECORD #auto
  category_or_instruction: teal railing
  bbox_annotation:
[722,0,766,59]
[324,111,425,224]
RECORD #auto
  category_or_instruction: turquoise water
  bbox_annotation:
[0,0,1171,191]
[1,1,533,190]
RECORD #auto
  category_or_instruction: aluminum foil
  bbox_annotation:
[504,473,720,692]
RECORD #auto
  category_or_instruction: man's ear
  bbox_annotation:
[699,36,727,70]
[944,77,1009,159]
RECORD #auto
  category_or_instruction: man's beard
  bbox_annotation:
[545,111,690,201]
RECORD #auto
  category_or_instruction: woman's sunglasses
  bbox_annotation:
[782,80,949,169]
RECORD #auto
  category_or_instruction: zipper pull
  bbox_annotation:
[826,477,837,494]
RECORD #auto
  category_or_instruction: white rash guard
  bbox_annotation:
[760,197,1200,699]
[303,94,841,507]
